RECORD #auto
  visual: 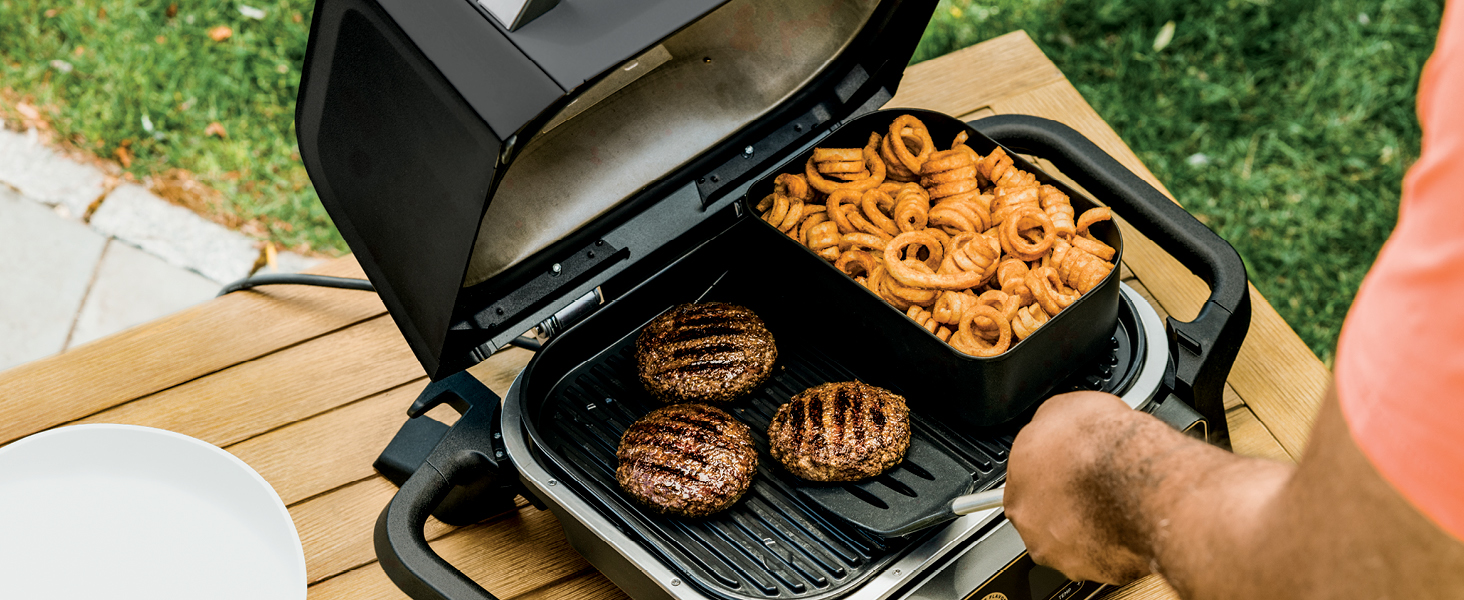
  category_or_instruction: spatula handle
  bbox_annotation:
[951,488,1005,516]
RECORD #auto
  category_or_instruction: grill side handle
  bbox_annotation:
[971,114,1252,448]
[375,372,510,600]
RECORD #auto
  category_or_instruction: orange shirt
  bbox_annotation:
[1335,0,1464,540]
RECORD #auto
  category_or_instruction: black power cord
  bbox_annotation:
[217,273,543,351]
[217,273,376,296]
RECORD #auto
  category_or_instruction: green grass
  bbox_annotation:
[917,0,1443,364]
[0,0,1444,362]
[0,0,329,251]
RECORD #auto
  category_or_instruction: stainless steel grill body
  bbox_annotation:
[500,283,1170,600]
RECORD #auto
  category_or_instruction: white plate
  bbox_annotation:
[0,424,306,599]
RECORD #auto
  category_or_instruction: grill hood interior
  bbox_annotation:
[463,0,882,288]
[296,0,936,378]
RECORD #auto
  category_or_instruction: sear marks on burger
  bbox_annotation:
[636,302,778,404]
[616,403,759,517]
[768,381,911,482]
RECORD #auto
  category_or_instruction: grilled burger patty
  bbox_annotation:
[636,302,777,404]
[616,403,758,517]
[767,381,911,482]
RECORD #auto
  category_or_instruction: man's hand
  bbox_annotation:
[1004,387,1464,599]
[1005,391,1162,585]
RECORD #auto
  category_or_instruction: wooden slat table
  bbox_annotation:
[0,31,1330,600]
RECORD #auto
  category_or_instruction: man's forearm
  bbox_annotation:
[1081,392,1464,599]
[1035,396,1294,595]
[1005,392,1290,588]
[1119,419,1293,598]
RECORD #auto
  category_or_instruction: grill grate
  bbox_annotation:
[537,333,1007,600]
[531,293,1139,600]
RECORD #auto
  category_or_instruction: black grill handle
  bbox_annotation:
[375,372,509,600]
[971,115,1251,447]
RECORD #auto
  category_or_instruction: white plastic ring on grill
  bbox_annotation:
[1118,282,1168,410]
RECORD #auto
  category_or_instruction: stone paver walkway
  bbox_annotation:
[0,127,323,371]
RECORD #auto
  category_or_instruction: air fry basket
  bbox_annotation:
[743,108,1123,428]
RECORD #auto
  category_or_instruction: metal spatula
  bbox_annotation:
[882,487,1006,537]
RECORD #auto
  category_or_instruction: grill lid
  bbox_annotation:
[296,0,937,379]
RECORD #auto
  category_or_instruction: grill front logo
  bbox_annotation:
[981,594,1009,600]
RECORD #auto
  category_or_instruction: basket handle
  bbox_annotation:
[971,114,1252,447]
[375,372,507,600]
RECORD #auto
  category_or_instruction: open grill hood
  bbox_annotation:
[295,0,937,379]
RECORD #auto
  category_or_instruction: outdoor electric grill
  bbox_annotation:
[293,1,1252,599]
